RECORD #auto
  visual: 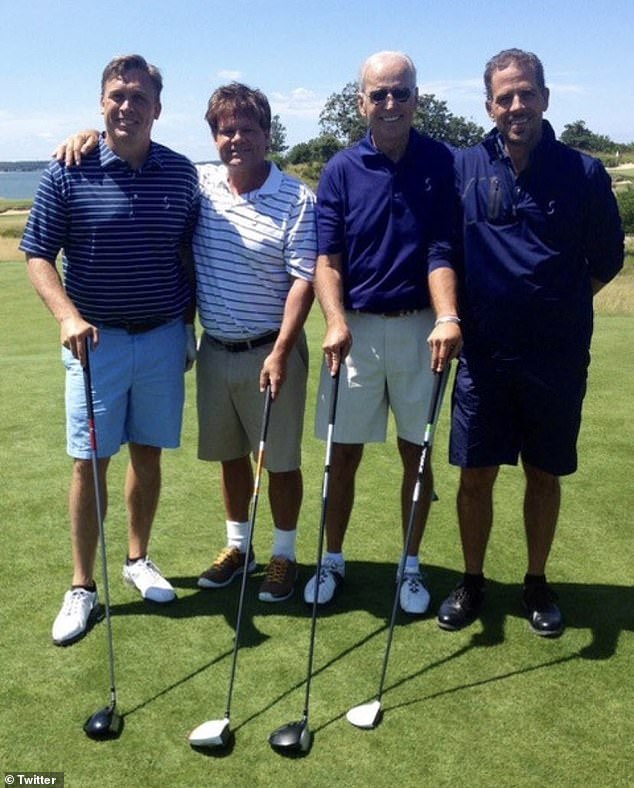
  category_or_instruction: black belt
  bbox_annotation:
[97,317,171,334]
[206,330,279,353]
[353,309,420,318]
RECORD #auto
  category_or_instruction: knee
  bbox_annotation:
[459,466,498,497]
[332,443,363,475]
[524,463,559,493]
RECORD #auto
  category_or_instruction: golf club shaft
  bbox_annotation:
[376,366,449,701]
[82,344,117,709]
[224,384,272,719]
[303,370,340,718]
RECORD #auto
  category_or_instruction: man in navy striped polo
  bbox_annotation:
[194,83,317,603]
[21,55,200,646]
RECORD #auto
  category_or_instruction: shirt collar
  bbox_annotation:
[359,128,417,164]
[486,120,556,166]
[98,134,163,171]
[218,160,280,198]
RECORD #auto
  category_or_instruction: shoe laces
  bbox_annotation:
[319,560,341,582]
[402,572,423,594]
[63,588,92,616]
[213,546,240,569]
[452,582,480,605]
[266,556,289,582]
[132,557,161,580]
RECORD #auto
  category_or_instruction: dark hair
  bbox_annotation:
[101,54,163,99]
[484,49,546,100]
[205,82,271,136]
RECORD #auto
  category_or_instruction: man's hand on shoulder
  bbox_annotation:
[53,129,100,167]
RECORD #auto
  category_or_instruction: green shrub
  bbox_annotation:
[616,188,634,233]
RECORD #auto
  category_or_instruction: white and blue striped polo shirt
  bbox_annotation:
[193,162,316,341]
[21,137,200,323]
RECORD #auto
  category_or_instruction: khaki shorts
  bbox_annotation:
[197,331,308,471]
[315,309,436,445]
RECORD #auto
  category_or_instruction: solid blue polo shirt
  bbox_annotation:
[21,136,200,323]
[316,129,455,312]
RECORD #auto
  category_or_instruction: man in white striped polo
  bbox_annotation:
[194,83,317,602]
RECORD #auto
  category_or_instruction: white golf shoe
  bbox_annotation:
[52,587,100,646]
[123,556,176,603]
[399,571,431,615]
[303,559,345,605]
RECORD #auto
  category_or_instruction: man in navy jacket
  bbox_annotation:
[428,48,624,637]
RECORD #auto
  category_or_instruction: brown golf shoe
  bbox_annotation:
[258,556,298,602]
[197,546,256,589]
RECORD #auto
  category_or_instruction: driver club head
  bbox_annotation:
[188,717,232,749]
[83,704,123,740]
[268,719,313,755]
[346,699,382,729]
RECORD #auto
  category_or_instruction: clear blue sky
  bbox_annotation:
[2,0,633,161]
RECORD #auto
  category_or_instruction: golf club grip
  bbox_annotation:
[422,366,450,446]
[82,352,98,453]
[323,371,340,481]
[253,386,273,496]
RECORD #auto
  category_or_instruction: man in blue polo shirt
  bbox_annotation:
[21,55,200,646]
[428,49,624,637]
[304,51,456,614]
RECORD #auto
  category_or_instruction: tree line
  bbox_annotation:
[270,82,634,172]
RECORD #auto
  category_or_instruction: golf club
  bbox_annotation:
[268,369,340,755]
[188,385,273,749]
[346,366,449,730]
[82,343,123,741]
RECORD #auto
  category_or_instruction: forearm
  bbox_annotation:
[427,265,463,372]
[429,265,460,320]
[27,255,82,325]
[314,253,346,326]
[272,277,314,355]
[26,255,97,363]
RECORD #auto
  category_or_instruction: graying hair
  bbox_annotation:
[359,51,417,91]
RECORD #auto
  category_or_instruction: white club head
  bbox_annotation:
[346,699,382,729]
[188,717,231,748]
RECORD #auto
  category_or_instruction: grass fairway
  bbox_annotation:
[1,261,632,788]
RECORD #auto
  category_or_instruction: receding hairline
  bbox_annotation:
[359,51,417,91]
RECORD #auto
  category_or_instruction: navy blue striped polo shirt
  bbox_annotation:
[21,136,200,323]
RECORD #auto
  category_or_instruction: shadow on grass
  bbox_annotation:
[106,562,633,660]
[108,561,631,733]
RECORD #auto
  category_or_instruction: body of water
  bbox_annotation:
[0,170,44,200]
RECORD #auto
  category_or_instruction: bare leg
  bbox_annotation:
[398,437,433,556]
[126,442,162,559]
[268,468,302,530]
[457,466,499,574]
[523,461,560,575]
[325,443,363,553]
[220,455,253,522]
[70,457,109,586]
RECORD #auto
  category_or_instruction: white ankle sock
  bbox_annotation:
[404,555,420,575]
[272,527,297,560]
[226,520,251,552]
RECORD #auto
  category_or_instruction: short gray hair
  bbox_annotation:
[359,51,417,92]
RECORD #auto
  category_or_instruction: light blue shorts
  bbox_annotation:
[64,320,186,459]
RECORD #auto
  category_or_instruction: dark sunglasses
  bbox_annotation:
[366,87,413,104]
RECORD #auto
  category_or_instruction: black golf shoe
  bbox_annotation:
[522,581,563,637]
[437,579,484,631]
